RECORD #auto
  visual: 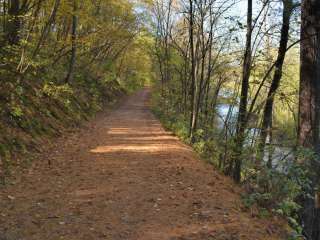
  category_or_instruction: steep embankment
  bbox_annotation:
[0,78,124,182]
[0,89,287,239]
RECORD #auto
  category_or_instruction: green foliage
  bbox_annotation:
[242,192,272,209]
[241,162,312,235]
[43,82,73,100]
[152,83,312,236]
[152,93,189,141]
[0,0,152,183]
[9,105,23,118]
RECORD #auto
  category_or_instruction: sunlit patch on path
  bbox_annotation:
[91,144,190,153]
[0,89,286,240]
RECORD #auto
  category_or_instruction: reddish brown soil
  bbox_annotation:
[0,89,287,240]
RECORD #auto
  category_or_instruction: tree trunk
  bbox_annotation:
[65,0,78,83]
[257,0,293,165]
[188,0,197,142]
[298,0,320,238]
[33,0,61,56]
[7,0,20,45]
[228,0,252,182]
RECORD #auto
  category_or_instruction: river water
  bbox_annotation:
[216,103,294,169]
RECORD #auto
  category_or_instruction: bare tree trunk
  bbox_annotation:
[3,0,7,33]
[228,0,253,182]
[33,0,61,56]
[7,0,20,45]
[195,5,206,133]
[257,0,294,165]
[65,0,78,83]
[189,0,197,142]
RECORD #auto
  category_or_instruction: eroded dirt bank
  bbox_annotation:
[0,89,286,240]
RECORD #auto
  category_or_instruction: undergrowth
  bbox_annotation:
[151,91,310,239]
[0,67,129,184]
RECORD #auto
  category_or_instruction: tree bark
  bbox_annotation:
[298,0,320,238]
[188,0,197,142]
[228,0,252,182]
[65,0,78,83]
[298,0,320,151]
[7,0,20,45]
[33,0,61,57]
[257,0,294,165]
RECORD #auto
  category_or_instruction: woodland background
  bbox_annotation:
[1,0,320,239]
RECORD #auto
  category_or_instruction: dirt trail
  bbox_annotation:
[0,89,286,240]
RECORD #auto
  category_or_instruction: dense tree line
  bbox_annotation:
[0,0,152,181]
[150,0,320,238]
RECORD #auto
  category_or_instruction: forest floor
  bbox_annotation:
[0,89,287,240]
